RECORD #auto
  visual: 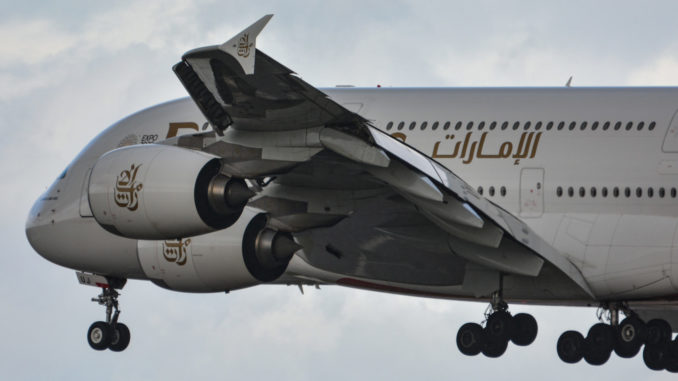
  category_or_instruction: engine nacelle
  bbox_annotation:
[88,144,253,239]
[137,208,301,292]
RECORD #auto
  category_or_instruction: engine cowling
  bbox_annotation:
[137,208,301,292]
[88,144,253,239]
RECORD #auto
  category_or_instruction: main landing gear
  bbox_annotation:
[87,287,131,352]
[557,303,678,372]
[456,291,538,358]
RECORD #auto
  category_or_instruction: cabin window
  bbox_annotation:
[590,187,597,197]
[501,121,509,130]
[478,121,486,130]
[466,121,474,130]
[455,121,462,130]
[443,121,451,130]
[613,187,620,197]
[409,122,416,130]
[489,186,496,197]
[649,121,656,131]
[614,121,622,130]
[568,187,574,197]
[524,121,531,130]
[636,187,642,198]
[477,186,483,195]
[386,122,394,130]
[602,187,608,197]
[420,121,428,130]
[556,186,563,197]
[397,122,405,130]
[580,121,588,130]
[637,122,645,131]
[624,187,631,198]
[659,187,666,198]
[568,122,576,131]
[489,121,497,130]
[513,122,520,130]
[647,187,654,198]
[603,121,610,131]
[591,121,599,131]
[500,186,507,197]
[535,121,543,130]
[432,121,439,130]
[546,121,554,130]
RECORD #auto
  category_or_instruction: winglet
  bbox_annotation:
[219,14,273,75]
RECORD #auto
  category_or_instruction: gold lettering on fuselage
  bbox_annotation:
[432,132,542,165]
[114,164,143,211]
[162,239,191,266]
[166,122,200,138]
[237,33,253,58]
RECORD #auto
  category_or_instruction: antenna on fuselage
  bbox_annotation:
[565,76,573,87]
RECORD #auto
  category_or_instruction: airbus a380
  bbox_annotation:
[24,15,678,371]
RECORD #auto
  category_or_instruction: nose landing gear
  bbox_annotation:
[87,286,131,352]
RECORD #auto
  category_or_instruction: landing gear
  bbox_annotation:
[455,287,538,358]
[557,302,677,371]
[87,287,131,352]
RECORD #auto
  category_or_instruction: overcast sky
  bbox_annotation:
[4,1,678,380]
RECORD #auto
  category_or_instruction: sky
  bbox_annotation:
[4,0,678,380]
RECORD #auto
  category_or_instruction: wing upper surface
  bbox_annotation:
[172,15,594,299]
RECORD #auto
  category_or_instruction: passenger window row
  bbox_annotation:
[385,120,657,132]
[555,186,677,199]
[476,186,507,197]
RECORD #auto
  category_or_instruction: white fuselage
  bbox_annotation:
[26,87,678,304]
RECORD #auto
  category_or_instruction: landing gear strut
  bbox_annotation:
[557,302,678,372]
[456,281,538,358]
[87,287,131,352]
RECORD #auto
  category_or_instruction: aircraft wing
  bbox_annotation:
[173,15,594,299]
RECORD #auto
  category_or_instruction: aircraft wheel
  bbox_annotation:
[614,315,645,358]
[646,319,672,348]
[644,344,668,371]
[583,323,614,365]
[664,338,678,373]
[109,323,131,352]
[511,313,538,346]
[482,332,508,358]
[486,310,513,342]
[456,323,484,356]
[87,321,112,350]
[557,330,584,364]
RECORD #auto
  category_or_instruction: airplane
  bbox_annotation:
[24,14,678,372]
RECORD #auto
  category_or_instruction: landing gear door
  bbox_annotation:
[520,168,544,218]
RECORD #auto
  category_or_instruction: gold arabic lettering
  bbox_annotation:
[237,33,252,58]
[114,164,143,211]
[431,132,543,165]
[162,239,191,266]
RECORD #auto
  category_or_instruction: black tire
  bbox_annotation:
[583,323,614,366]
[557,330,584,364]
[645,319,672,348]
[109,323,131,352]
[486,311,513,342]
[456,323,484,356]
[614,315,646,358]
[482,332,509,358]
[87,321,111,351]
[665,338,678,373]
[511,313,538,346]
[643,344,667,371]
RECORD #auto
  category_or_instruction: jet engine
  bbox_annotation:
[88,144,254,239]
[137,208,301,292]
